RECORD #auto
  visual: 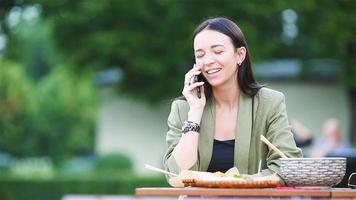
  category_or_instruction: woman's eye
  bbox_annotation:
[215,51,223,55]
[196,54,204,58]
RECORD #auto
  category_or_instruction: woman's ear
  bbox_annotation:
[236,47,246,65]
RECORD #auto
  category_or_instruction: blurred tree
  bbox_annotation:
[0,2,97,160]
[0,61,97,160]
[1,4,57,81]
[31,0,355,143]
[35,66,97,160]
[0,0,18,35]
[0,60,38,156]
[24,0,293,102]
[21,21,57,81]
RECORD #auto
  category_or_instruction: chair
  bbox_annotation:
[326,149,356,188]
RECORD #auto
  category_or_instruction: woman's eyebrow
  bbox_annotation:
[195,44,225,53]
[211,44,224,48]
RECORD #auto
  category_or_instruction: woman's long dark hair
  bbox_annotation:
[193,17,263,100]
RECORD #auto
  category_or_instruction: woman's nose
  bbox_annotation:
[202,55,215,66]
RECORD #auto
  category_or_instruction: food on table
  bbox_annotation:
[168,167,280,188]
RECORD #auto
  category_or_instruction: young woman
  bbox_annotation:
[163,17,302,182]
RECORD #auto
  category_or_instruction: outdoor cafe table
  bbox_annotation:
[135,187,356,199]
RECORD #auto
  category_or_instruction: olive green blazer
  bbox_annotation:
[163,87,302,181]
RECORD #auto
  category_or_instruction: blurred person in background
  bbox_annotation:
[163,17,302,181]
[310,118,352,157]
[290,118,313,148]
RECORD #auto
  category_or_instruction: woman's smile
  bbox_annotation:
[206,68,222,75]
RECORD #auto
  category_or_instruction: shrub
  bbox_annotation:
[10,157,54,179]
[0,173,168,200]
[0,60,38,157]
[0,61,97,161]
[34,66,97,161]
[95,153,133,172]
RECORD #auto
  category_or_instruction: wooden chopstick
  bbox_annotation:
[260,135,288,158]
[257,159,262,175]
[144,164,178,177]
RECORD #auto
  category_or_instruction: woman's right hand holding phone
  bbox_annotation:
[182,64,206,124]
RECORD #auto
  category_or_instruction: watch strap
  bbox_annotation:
[182,121,200,134]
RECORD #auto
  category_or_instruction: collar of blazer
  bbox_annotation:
[198,92,254,174]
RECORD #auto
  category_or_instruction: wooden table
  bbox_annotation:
[135,187,356,199]
[332,188,356,199]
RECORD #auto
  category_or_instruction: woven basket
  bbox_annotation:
[280,157,346,187]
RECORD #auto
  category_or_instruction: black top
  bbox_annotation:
[207,139,235,173]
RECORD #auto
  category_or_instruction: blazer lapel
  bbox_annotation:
[198,98,215,171]
[235,92,252,174]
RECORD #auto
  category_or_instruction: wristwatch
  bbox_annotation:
[182,121,200,134]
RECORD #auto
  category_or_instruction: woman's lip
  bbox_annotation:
[206,68,222,74]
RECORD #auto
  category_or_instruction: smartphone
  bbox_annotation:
[194,74,203,98]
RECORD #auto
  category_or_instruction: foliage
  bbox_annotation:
[1,5,57,81]
[22,21,57,81]
[58,156,95,175]
[22,0,302,102]
[10,157,54,179]
[0,61,97,160]
[95,153,133,172]
[1,1,354,99]
[0,0,18,34]
[297,0,356,143]
[0,1,355,147]
[0,61,37,156]
[34,66,97,160]
[0,173,168,200]
[23,0,353,141]
[293,0,356,87]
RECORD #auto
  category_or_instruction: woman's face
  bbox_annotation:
[193,29,245,88]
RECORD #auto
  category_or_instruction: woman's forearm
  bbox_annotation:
[172,132,199,170]
[172,108,203,170]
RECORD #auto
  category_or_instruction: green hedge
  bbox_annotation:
[0,174,168,200]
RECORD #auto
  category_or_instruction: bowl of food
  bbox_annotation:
[279,157,346,187]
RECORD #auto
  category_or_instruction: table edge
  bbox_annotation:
[135,187,331,197]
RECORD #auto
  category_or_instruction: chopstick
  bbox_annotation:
[144,164,178,177]
[260,135,288,158]
[257,160,262,175]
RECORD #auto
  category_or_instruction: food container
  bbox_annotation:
[279,157,346,187]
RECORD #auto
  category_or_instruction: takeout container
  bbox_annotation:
[279,157,346,187]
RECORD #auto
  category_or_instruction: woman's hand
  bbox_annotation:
[182,64,206,124]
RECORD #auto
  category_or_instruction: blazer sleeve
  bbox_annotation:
[163,100,200,180]
[261,92,303,178]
